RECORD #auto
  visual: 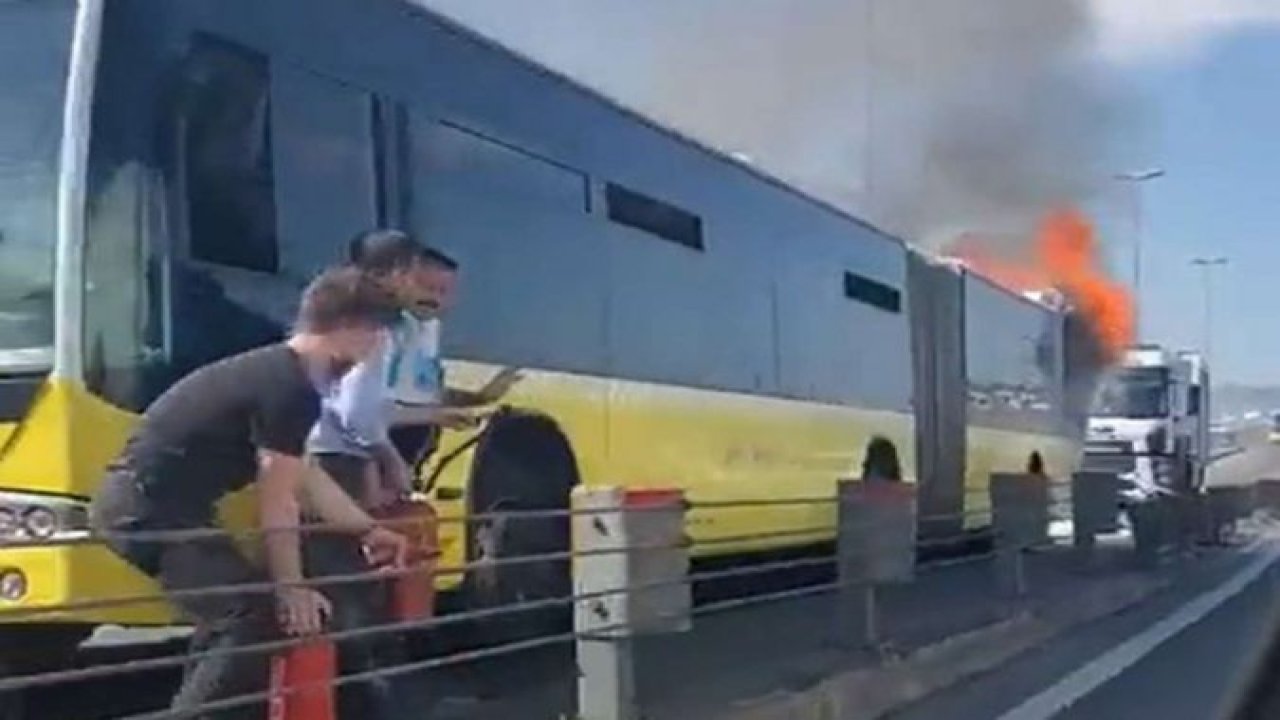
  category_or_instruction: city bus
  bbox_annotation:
[0,0,1089,672]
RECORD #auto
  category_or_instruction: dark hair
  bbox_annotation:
[348,228,459,274]
[295,265,399,333]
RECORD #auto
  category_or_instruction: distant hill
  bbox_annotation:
[1213,384,1280,422]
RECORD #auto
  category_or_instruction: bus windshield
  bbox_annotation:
[1091,367,1169,419]
[0,0,74,364]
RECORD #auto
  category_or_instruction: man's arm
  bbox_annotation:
[443,387,488,408]
[257,450,308,586]
[390,401,480,429]
[256,408,408,583]
[300,461,378,532]
[444,367,522,408]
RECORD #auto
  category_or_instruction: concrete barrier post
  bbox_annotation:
[1203,485,1256,544]
[990,473,1049,599]
[572,487,690,720]
[1131,495,1177,569]
[1255,478,1280,515]
[836,479,915,649]
[1071,471,1123,560]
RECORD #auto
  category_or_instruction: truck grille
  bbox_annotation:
[1083,441,1136,475]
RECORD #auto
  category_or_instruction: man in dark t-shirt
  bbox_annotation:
[91,266,409,720]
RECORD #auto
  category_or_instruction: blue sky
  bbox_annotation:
[1124,24,1280,385]
[421,1,1280,385]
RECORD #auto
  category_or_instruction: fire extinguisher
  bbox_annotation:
[372,498,439,621]
[267,637,336,720]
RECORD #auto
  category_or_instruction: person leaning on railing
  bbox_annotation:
[89,266,411,720]
[303,229,520,719]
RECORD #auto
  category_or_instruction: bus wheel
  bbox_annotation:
[465,414,578,649]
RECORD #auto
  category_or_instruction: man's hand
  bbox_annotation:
[382,456,415,499]
[275,586,332,636]
[367,451,414,510]
[477,367,523,404]
[434,407,482,431]
[362,526,411,569]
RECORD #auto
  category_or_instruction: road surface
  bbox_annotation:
[890,437,1280,720]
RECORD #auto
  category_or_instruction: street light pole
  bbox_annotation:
[1190,256,1228,371]
[1115,168,1166,339]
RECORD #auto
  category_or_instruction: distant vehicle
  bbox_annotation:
[1085,345,1211,496]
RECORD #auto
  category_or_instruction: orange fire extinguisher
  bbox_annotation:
[373,498,439,621]
[267,638,336,720]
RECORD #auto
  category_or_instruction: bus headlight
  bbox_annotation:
[22,506,59,539]
[0,491,90,544]
[0,507,18,539]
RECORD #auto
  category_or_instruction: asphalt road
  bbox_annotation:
[890,439,1280,720]
[1209,434,1280,487]
[889,538,1280,720]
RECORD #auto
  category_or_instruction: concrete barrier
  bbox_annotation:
[1204,485,1256,542]
[835,479,916,649]
[990,473,1049,598]
[1071,471,1123,554]
[1255,478,1280,514]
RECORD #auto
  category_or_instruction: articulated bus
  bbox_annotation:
[0,0,1090,671]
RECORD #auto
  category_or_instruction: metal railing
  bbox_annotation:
[0,470,1263,720]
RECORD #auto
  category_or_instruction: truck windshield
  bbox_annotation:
[1091,367,1169,419]
[0,0,74,365]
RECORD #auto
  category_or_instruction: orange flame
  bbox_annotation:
[1035,208,1133,362]
[946,209,1134,364]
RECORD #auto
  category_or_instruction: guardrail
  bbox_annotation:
[0,470,1265,720]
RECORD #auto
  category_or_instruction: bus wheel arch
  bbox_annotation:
[861,435,903,482]
[1027,450,1046,477]
[464,410,580,640]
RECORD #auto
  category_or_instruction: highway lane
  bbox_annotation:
[1048,550,1279,720]
[1209,433,1280,487]
[890,440,1280,720]
[889,538,1280,720]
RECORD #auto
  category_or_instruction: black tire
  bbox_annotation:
[465,416,577,648]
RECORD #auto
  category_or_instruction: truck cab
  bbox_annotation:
[1085,345,1209,495]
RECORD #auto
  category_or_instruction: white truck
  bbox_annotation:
[1085,344,1211,498]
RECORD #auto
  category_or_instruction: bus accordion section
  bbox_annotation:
[907,254,1083,548]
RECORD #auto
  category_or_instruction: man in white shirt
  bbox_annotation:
[304,230,518,719]
[341,233,519,497]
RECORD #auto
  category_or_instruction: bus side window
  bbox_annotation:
[168,37,284,375]
[183,38,278,274]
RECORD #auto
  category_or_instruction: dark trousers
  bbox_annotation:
[389,424,437,477]
[91,472,276,720]
[306,453,411,720]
